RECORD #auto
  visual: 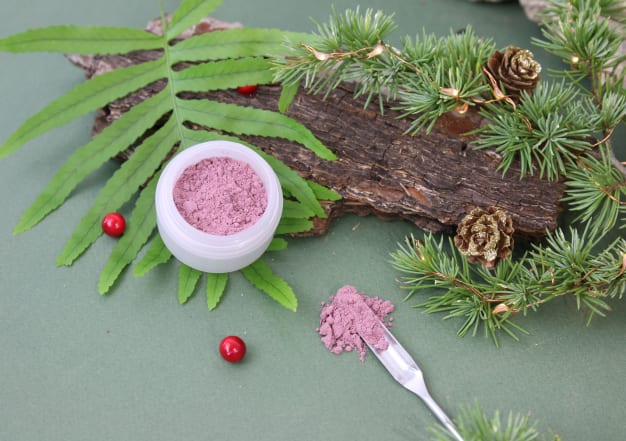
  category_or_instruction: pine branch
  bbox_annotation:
[275,2,626,235]
[274,8,496,132]
[563,144,626,231]
[391,228,626,345]
[429,402,559,441]
[281,3,625,340]
[473,80,597,181]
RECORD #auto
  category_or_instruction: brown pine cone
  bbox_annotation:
[486,46,541,97]
[454,206,514,269]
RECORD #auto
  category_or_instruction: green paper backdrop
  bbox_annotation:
[1,1,624,440]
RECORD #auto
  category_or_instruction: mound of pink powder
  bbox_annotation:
[173,156,267,235]
[317,285,395,362]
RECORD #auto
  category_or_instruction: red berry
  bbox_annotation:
[236,84,258,95]
[219,335,247,363]
[101,212,126,237]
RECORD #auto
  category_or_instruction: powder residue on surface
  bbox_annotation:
[317,285,394,362]
[173,157,267,235]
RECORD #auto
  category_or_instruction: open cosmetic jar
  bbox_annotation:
[155,140,283,273]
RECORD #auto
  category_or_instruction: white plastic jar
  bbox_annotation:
[155,140,283,273]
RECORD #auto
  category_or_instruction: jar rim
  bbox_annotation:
[155,140,283,272]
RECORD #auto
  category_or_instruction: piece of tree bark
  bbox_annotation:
[67,17,565,239]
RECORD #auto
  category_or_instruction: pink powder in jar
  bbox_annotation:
[172,156,268,235]
[317,285,395,362]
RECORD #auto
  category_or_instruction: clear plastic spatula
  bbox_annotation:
[359,319,465,441]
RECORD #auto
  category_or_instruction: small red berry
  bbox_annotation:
[236,84,258,95]
[219,335,247,363]
[101,212,126,237]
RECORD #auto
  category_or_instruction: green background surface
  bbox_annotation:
[1,0,625,440]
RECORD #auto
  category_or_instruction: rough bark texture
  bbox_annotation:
[67,16,565,239]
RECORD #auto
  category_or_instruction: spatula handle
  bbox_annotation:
[419,389,465,441]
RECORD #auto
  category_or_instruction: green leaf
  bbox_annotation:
[276,218,314,235]
[206,273,228,310]
[267,238,288,251]
[240,259,298,311]
[1,58,166,158]
[57,116,177,266]
[166,0,223,41]
[133,234,172,277]
[278,82,300,113]
[2,1,335,308]
[0,25,163,53]
[307,180,341,201]
[169,28,313,64]
[176,98,337,160]
[172,57,275,93]
[281,200,315,219]
[97,178,159,294]
[253,148,328,218]
[16,88,171,236]
[178,264,203,304]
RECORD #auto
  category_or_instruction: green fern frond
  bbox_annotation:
[241,259,298,311]
[177,264,204,305]
[0,0,338,309]
[166,0,224,40]
[0,25,163,54]
[13,88,171,235]
[171,57,276,93]
[174,98,335,159]
[206,273,229,310]
[58,116,177,266]
[97,176,160,294]
[0,58,166,158]
[267,238,289,251]
[133,234,172,277]
[169,27,317,63]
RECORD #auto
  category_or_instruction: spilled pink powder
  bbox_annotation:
[173,157,267,235]
[317,285,394,362]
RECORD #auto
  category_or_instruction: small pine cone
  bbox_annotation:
[486,45,541,96]
[454,206,514,269]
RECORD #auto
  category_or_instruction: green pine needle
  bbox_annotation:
[563,144,626,231]
[429,402,557,441]
[534,0,625,80]
[392,226,626,344]
[475,81,597,181]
